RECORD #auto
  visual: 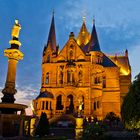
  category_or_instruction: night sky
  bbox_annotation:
[0,0,140,114]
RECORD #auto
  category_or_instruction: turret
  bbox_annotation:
[43,13,57,63]
[88,20,103,64]
[77,17,90,47]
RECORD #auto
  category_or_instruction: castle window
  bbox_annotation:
[56,95,63,110]
[42,101,45,110]
[46,73,49,84]
[72,71,75,83]
[78,71,83,82]
[67,70,71,83]
[97,101,99,109]
[46,101,48,110]
[59,71,63,84]
[103,76,106,88]
[94,77,100,84]
[94,77,98,84]
[98,77,100,83]
[50,101,52,110]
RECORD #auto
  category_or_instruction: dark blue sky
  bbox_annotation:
[0,0,140,111]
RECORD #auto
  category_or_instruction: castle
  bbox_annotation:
[33,14,131,120]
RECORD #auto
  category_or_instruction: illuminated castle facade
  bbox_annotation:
[33,15,131,120]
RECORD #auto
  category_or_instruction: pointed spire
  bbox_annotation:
[125,49,128,57]
[88,19,101,52]
[77,17,90,46]
[46,11,57,52]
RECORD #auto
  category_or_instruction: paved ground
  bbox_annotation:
[105,130,140,140]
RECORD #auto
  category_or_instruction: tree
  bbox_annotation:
[121,73,140,130]
[35,112,50,137]
[105,112,120,122]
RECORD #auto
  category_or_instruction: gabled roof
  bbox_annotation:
[109,55,131,75]
[102,54,117,67]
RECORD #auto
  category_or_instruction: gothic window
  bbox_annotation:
[50,101,52,110]
[46,101,48,110]
[94,77,98,84]
[56,95,63,110]
[67,70,71,83]
[97,101,99,109]
[59,71,63,84]
[94,77,100,84]
[103,76,106,88]
[72,71,75,83]
[42,101,45,110]
[78,71,83,82]
[46,73,49,84]
[66,94,74,114]
[98,77,100,83]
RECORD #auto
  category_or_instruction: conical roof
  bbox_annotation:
[88,20,101,52]
[45,13,57,52]
[77,19,90,46]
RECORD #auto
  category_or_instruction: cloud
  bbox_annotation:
[0,86,38,115]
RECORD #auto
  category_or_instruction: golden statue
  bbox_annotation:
[11,20,21,38]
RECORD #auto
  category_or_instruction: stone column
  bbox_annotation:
[1,20,23,104]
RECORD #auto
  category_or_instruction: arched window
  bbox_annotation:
[97,101,100,109]
[94,77,98,84]
[78,71,83,82]
[46,73,49,84]
[56,95,63,110]
[42,101,45,110]
[46,101,48,110]
[72,71,75,83]
[67,70,71,83]
[59,71,63,84]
